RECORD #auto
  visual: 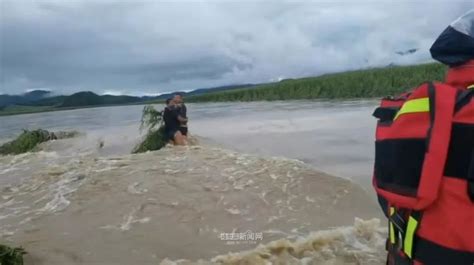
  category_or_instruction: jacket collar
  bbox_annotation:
[445,60,474,88]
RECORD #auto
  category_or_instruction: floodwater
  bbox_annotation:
[0,101,377,187]
[0,101,386,264]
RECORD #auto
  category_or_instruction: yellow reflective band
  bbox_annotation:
[468,84,474,89]
[403,216,419,258]
[394,97,430,120]
[389,207,396,244]
[390,223,396,244]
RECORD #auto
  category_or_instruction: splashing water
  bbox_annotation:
[0,136,383,264]
[161,218,385,265]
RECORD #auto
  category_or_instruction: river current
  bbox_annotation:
[0,101,386,264]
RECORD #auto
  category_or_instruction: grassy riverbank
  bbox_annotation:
[188,63,446,102]
[0,106,56,116]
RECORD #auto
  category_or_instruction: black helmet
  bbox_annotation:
[430,10,474,66]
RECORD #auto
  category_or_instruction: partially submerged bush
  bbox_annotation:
[0,129,79,155]
[132,125,167,153]
[0,244,26,265]
[138,105,163,132]
[132,105,167,153]
[0,129,53,155]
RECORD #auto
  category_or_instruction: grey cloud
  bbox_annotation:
[113,56,253,83]
[1,0,473,95]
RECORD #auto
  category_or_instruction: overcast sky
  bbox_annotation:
[1,1,473,95]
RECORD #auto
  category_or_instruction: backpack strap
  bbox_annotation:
[455,88,473,113]
[454,88,474,202]
[415,82,457,209]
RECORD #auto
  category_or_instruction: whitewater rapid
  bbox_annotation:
[0,136,384,264]
[161,218,385,265]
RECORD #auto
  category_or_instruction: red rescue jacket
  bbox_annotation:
[372,60,474,265]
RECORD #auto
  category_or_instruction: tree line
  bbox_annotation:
[188,63,446,102]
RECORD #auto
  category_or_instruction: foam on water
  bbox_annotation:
[0,155,91,237]
[160,218,385,265]
[100,206,152,231]
[0,136,383,264]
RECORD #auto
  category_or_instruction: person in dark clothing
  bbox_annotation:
[172,94,188,137]
[163,98,187,145]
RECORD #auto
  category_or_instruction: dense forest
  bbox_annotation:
[188,63,446,102]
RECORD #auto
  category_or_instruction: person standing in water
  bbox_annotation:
[172,93,189,140]
[163,97,187,145]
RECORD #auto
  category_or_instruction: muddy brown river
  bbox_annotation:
[0,101,386,264]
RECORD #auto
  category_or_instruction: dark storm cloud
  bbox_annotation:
[1,1,473,95]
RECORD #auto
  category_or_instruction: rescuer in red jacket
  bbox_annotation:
[373,10,474,265]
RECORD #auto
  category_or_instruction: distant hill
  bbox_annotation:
[101,95,144,105]
[27,96,67,106]
[1,84,252,109]
[153,84,254,101]
[59,91,106,107]
[0,95,23,107]
[0,90,52,107]
[59,92,145,108]
[23,90,52,101]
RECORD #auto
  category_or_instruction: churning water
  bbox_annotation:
[0,101,385,264]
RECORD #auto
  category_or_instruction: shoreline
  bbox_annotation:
[0,101,155,117]
[0,97,379,117]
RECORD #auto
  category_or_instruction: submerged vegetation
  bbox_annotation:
[0,129,56,155]
[188,63,447,102]
[0,129,78,155]
[132,126,167,153]
[0,244,26,265]
[132,105,168,153]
